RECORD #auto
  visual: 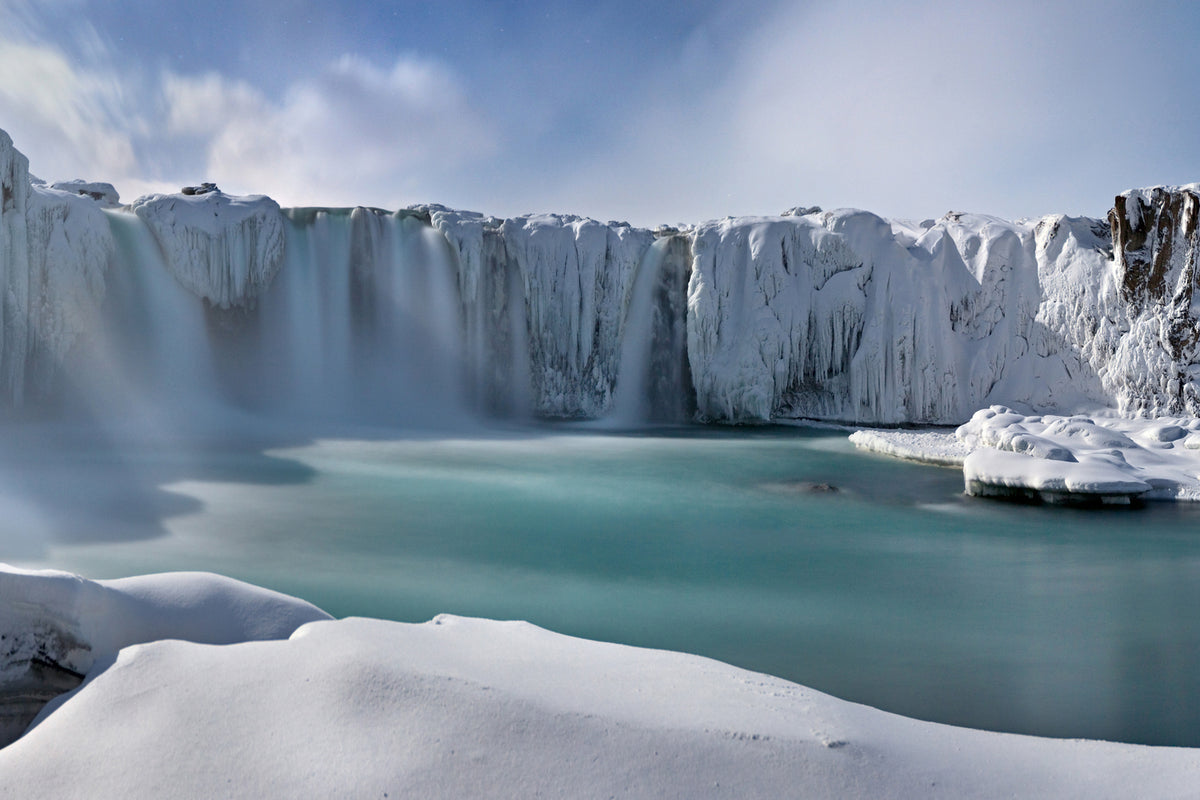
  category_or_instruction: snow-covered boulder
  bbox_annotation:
[131,190,285,309]
[49,180,120,208]
[955,406,1200,504]
[0,565,330,747]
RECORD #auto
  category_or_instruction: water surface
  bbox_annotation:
[5,422,1200,747]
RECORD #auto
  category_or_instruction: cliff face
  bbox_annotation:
[1106,185,1200,415]
[0,132,111,405]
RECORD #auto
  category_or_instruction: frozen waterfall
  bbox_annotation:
[2,127,1199,428]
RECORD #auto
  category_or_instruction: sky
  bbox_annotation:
[0,0,1197,227]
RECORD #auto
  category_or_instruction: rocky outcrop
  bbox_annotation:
[1105,185,1200,416]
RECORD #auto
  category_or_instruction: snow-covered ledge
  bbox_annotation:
[852,406,1200,505]
[2,565,1200,798]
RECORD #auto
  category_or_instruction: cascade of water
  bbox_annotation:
[59,211,221,427]
[243,208,471,428]
[609,239,670,424]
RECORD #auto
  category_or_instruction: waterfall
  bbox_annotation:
[610,239,669,424]
[57,210,221,428]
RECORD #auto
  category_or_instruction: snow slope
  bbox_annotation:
[2,566,1199,799]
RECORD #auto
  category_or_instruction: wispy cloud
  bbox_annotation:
[163,55,498,206]
[0,19,498,208]
[0,38,140,181]
[0,0,1195,224]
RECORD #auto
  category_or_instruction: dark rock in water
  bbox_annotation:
[760,480,840,495]
[181,182,219,196]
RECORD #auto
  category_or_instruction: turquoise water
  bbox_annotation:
[5,422,1200,746]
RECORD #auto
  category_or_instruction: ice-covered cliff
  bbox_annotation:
[0,131,112,405]
[131,191,284,309]
[686,210,1110,423]
[1102,185,1200,416]
[2,126,1197,426]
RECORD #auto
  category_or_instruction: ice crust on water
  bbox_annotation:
[4,567,1200,798]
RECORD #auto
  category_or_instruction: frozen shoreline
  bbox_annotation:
[2,565,1200,798]
[851,407,1200,504]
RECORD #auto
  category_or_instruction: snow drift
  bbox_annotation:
[3,565,1200,799]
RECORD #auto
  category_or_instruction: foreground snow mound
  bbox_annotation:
[131,191,285,308]
[0,565,330,746]
[956,406,1200,504]
[4,613,1200,798]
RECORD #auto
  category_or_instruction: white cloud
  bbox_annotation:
[542,0,1198,226]
[164,55,498,207]
[0,39,139,181]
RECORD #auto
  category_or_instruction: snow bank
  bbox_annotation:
[2,570,1199,799]
[847,429,969,466]
[0,565,330,746]
[853,407,1200,504]
[131,191,285,308]
[957,406,1200,503]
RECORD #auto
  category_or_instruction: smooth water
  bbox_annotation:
[4,422,1200,747]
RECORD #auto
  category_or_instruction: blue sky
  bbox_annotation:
[1,0,1197,225]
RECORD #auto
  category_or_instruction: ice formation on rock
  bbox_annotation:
[1103,185,1200,416]
[130,191,284,309]
[686,210,1111,423]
